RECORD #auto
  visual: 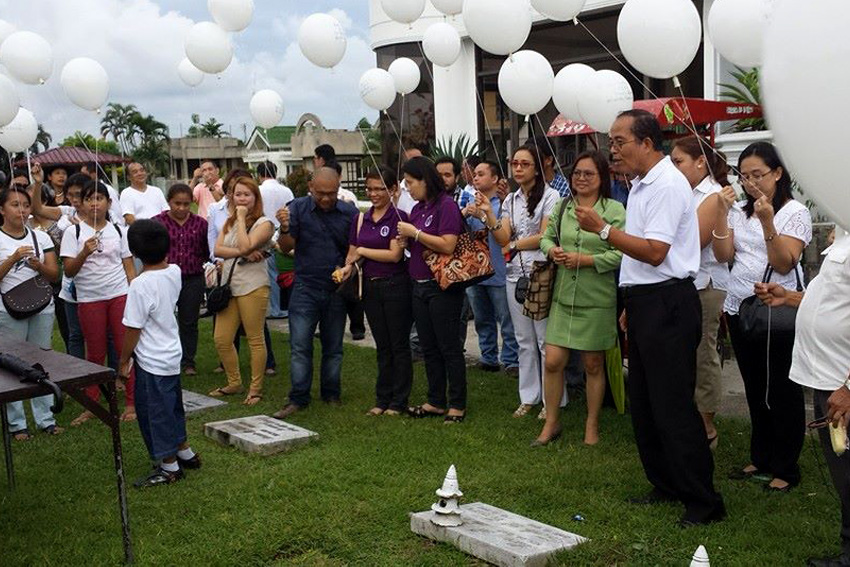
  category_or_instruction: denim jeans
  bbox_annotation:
[412,280,467,411]
[266,254,287,318]
[466,284,519,368]
[1,311,57,433]
[134,365,187,461]
[287,282,347,407]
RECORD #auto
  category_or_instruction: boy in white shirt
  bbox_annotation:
[119,220,200,488]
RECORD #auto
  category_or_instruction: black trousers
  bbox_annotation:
[625,279,723,521]
[346,298,365,336]
[412,280,467,411]
[727,314,804,484]
[177,274,205,369]
[814,389,850,554]
[363,274,413,411]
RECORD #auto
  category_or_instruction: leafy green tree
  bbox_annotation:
[719,67,767,132]
[188,114,226,138]
[285,166,311,198]
[29,124,51,154]
[61,131,122,156]
[100,103,139,156]
[357,117,382,170]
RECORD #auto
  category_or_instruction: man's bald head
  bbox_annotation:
[403,149,423,162]
[310,166,341,211]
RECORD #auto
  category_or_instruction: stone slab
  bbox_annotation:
[410,502,587,567]
[181,389,227,416]
[204,415,318,456]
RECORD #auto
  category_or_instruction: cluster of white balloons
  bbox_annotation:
[183,0,253,78]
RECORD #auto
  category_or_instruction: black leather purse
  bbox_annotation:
[738,264,803,342]
[1,231,53,320]
[206,260,237,314]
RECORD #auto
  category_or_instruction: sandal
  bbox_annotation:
[208,386,244,398]
[707,434,718,451]
[537,407,547,421]
[407,405,446,418]
[513,404,533,418]
[243,395,262,406]
[384,409,402,416]
[11,429,31,441]
[443,414,466,424]
[366,407,385,416]
[70,410,95,427]
[121,408,137,422]
[41,425,64,436]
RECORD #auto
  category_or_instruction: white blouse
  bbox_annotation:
[501,186,560,284]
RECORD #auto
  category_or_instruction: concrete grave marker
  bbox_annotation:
[411,502,586,567]
[204,415,318,456]
[181,389,227,416]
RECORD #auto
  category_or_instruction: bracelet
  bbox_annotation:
[711,230,730,240]
[764,232,777,242]
[414,229,422,242]
[487,219,502,231]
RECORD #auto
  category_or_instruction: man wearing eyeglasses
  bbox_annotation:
[576,109,725,527]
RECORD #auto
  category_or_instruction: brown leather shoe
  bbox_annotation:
[271,404,302,420]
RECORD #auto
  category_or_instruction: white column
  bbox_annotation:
[433,38,479,143]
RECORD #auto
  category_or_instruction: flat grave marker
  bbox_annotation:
[204,415,318,456]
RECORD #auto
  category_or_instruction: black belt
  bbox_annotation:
[367,273,408,282]
[622,277,693,298]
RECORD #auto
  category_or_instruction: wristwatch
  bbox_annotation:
[598,224,612,241]
[509,240,517,252]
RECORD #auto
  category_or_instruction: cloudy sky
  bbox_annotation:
[0,0,377,145]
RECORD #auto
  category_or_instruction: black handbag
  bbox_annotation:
[206,260,237,314]
[1,231,53,320]
[738,264,803,342]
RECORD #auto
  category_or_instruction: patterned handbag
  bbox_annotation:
[1,231,53,320]
[424,225,494,291]
[522,198,569,321]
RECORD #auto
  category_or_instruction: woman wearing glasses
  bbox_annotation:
[61,180,137,425]
[712,141,812,491]
[535,151,625,446]
[477,145,560,421]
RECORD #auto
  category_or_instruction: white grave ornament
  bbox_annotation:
[690,545,710,566]
[431,464,463,527]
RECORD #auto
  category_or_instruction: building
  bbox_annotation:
[169,136,247,181]
[243,125,300,179]
[368,0,769,167]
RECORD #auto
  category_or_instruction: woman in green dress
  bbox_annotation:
[535,151,626,446]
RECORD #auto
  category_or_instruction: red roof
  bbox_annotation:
[547,98,763,137]
[14,146,128,167]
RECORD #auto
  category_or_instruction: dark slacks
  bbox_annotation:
[625,279,723,521]
[412,280,467,411]
[814,389,850,555]
[363,273,413,411]
[177,274,205,369]
[727,313,804,484]
[346,297,366,337]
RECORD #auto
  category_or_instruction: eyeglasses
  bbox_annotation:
[608,138,638,150]
[511,160,534,170]
[740,169,774,183]
[365,186,389,194]
[571,170,598,180]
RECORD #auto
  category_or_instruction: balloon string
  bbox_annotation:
[534,114,574,201]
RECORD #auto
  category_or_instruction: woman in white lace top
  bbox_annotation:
[712,142,812,492]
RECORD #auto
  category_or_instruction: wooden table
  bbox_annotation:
[0,336,133,564]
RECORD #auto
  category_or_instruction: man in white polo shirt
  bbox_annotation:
[577,109,725,527]
[120,162,169,225]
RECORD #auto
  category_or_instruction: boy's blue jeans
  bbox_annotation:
[134,365,187,461]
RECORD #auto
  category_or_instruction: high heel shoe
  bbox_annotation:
[531,427,562,447]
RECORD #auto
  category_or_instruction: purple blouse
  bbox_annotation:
[153,211,209,277]
[407,192,464,281]
[349,207,409,279]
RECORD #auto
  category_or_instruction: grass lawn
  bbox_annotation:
[0,320,841,566]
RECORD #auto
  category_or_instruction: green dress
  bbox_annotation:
[539,197,626,351]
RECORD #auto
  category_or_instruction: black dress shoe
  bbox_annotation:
[134,466,184,488]
[177,453,202,470]
[679,502,727,527]
[807,553,850,567]
[351,332,365,341]
[477,362,501,372]
[627,489,677,505]
[272,404,302,420]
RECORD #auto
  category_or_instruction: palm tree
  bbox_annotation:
[100,103,139,155]
[130,113,170,176]
[29,124,52,154]
[201,117,225,138]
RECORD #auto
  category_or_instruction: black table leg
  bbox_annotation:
[104,381,134,564]
[1,403,14,491]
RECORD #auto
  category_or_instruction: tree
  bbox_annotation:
[188,114,226,138]
[61,131,122,156]
[29,124,51,154]
[357,117,382,171]
[719,67,766,133]
[100,103,139,156]
[285,167,311,198]
[129,113,170,176]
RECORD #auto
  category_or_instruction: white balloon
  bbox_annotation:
[60,58,109,111]
[0,107,38,153]
[422,22,461,67]
[463,0,532,56]
[553,63,595,122]
[617,0,701,80]
[388,58,421,95]
[208,0,254,32]
[708,0,775,69]
[184,22,233,75]
[762,0,850,230]
[250,89,285,129]
[381,0,426,25]
[0,74,19,128]
[431,0,464,17]
[577,70,633,133]
[359,68,396,112]
[0,31,53,85]
[0,19,17,48]
[178,58,205,88]
[498,50,554,116]
[531,0,586,21]
[298,13,347,69]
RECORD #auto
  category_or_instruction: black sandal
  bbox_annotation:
[407,405,445,418]
[443,414,466,424]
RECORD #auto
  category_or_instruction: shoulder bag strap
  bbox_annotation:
[552,197,569,248]
[29,229,41,257]
[222,258,237,286]
[792,263,804,292]
[356,212,364,246]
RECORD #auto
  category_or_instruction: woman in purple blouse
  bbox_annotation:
[341,167,412,416]
[396,157,467,423]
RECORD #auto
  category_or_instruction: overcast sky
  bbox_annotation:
[0,0,377,146]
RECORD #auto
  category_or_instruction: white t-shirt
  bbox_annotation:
[259,179,295,228]
[620,157,701,287]
[338,187,358,204]
[692,177,729,291]
[104,184,125,226]
[0,227,55,314]
[501,186,560,284]
[723,199,812,315]
[60,221,132,303]
[122,264,182,376]
[119,185,168,221]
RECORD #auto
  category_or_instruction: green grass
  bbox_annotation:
[0,320,841,566]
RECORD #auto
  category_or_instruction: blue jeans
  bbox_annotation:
[134,365,187,461]
[287,282,346,407]
[466,284,519,368]
[266,254,287,318]
[1,311,57,432]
